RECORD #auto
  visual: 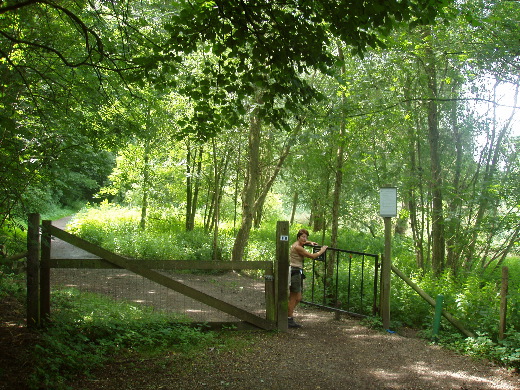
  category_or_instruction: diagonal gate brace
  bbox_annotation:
[48,226,275,330]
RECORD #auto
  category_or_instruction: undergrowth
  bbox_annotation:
[28,288,216,390]
[0,269,25,299]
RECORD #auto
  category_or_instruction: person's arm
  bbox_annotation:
[294,244,328,260]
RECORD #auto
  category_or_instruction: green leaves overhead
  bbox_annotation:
[0,0,451,140]
[157,0,451,137]
[166,0,447,64]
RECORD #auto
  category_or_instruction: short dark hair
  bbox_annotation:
[297,229,309,239]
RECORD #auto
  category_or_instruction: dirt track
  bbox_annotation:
[68,305,520,390]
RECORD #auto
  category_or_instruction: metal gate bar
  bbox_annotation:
[302,245,379,318]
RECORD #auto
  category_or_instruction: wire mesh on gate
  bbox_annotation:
[50,267,268,323]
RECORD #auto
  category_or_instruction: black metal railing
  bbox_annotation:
[302,245,379,318]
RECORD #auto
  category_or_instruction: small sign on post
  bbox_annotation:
[379,186,397,331]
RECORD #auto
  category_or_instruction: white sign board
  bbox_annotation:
[380,187,397,217]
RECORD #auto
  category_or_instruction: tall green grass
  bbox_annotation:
[67,203,277,262]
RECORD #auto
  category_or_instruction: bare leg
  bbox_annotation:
[288,291,302,317]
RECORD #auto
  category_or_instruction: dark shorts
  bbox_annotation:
[290,268,304,293]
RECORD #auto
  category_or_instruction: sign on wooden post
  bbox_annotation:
[380,187,397,218]
[380,187,397,330]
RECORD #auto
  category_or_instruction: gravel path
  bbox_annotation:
[69,306,520,390]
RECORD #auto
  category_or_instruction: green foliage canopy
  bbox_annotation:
[156,0,453,137]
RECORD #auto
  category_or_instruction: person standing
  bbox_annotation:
[288,229,328,328]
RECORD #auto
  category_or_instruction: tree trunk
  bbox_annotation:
[186,144,203,231]
[204,168,215,232]
[328,44,347,285]
[233,142,242,232]
[407,126,425,270]
[231,94,262,262]
[139,141,151,231]
[464,80,519,270]
[185,141,193,231]
[290,191,298,225]
[211,138,221,261]
[445,91,464,274]
[329,138,344,280]
[191,146,203,229]
[252,134,294,228]
[423,27,445,276]
[253,191,267,229]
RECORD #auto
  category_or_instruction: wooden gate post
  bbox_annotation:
[381,217,392,329]
[379,187,396,330]
[26,213,40,328]
[40,220,52,321]
[275,221,289,332]
[265,263,276,323]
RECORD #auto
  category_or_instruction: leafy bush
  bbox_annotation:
[390,272,433,328]
[385,255,520,370]
[0,220,27,257]
[454,275,501,335]
[28,288,215,390]
[67,203,140,246]
[498,330,520,368]
[0,270,25,300]
[436,330,520,370]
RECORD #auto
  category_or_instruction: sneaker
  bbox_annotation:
[288,317,302,328]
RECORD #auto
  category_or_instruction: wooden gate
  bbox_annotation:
[27,215,283,330]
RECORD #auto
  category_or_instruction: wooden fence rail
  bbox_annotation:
[391,265,475,338]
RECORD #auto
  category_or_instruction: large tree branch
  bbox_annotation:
[0,0,40,14]
[0,0,104,66]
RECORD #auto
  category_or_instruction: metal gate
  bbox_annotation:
[302,245,379,318]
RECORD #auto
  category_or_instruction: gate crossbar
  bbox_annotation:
[43,225,276,330]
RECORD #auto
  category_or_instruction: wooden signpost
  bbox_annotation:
[380,187,397,330]
[275,221,289,331]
